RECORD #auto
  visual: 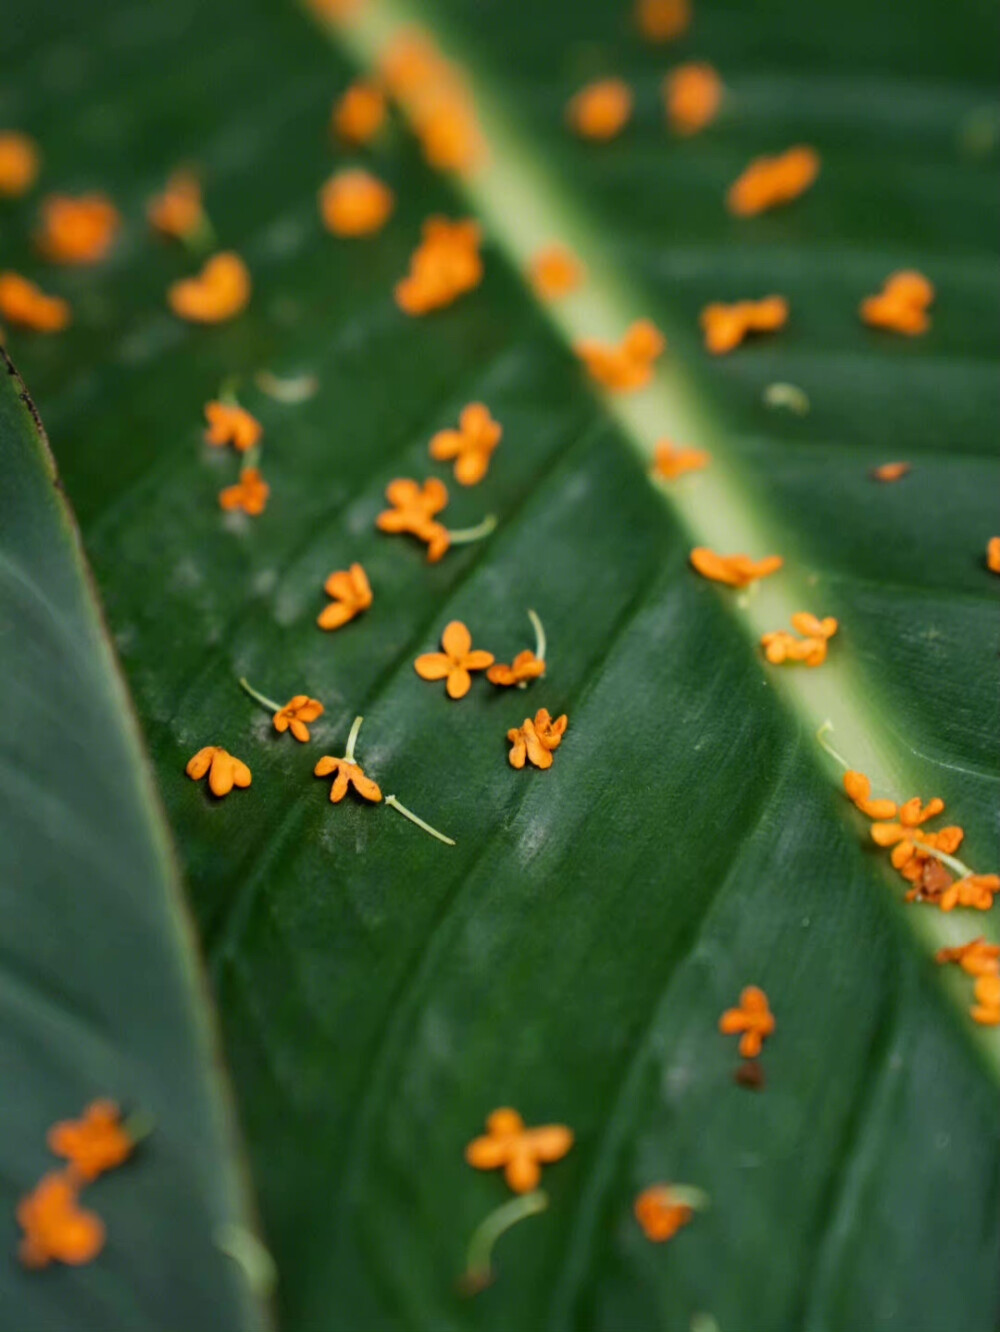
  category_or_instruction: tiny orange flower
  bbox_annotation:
[186,745,252,797]
[663,63,723,136]
[332,81,387,145]
[376,476,451,561]
[314,754,382,803]
[871,461,910,483]
[939,874,999,914]
[761,612,838,667]
[465,1108,573,1194]
[935,938,1000,979]
[575,319,666,391]
[507,708,568,770]
[168,251,250,323]
[690,548,783,588]
[842,771,898,821]
[970,974,1000,1026]
[415,620,494,699]
[652,440,710,480]
[219,467,269,515]
[273,695,324,742]
[566,79,633,142]
[204,401,262,453]
[701,296,788,354]
[148,170,204,240]
[727,146,820,216]
[414,96,486,174]
[319,168,394,237]
[36,193,120,264]
[635,0,690,42]
[860,271,934,336]
[17,1172,105,1269]
[318,562,373,630]
[719,985,775,1059]
[429,402,501,486]
[47,1101,132,1183]
[634,1185,701,1242]
[0,130,40,197]
[528,244,584,300]
[488,651,546,688]
[0,271,70,332]
[986,536,1000,574]
[395,215,483,316]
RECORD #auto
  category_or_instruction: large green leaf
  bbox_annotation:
[2,0,998,1328]
[0,351,269,1328]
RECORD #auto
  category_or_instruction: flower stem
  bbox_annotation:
[460,1190,548,1295]
[385,794,455,845]
[344,714,365,764]
[816,719,850,771]
[447,513,497,545]
[528,608,546,663]
[919,844,974,880]
[254,368,320,403]
[239,676,281,714]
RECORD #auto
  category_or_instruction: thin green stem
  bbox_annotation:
[239,676,282,714]
[461,1190,548,1294]
[919,844,975,880]
[528,608,546,663]
[254,368,320,403]
[447,513,497,544]
[816,720,851,771]
[213,1223,277,1298]
[385,794,456,845]
[344,714,364,764]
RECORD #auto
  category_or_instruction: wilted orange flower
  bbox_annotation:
[576,319,665,391]
[17,1172,104,1269]
[727,146,820,216]
[636,0,690,42]
[148,170,204,240]
[701,296,788,354]
[634,1185,696,1242]
[395,215,483,315]
[376,476,451,561]
[528,244,583,300]
[935,937,1000,978]
[652,440,710,480]
[988,537,1000,574]
[415,620,494,699]
[761,612,838,667]
[0,271,70,332]
[860,271,934,336]
[690,548,783,587]
[566,79,633,141]
[507,708,568,770]
[842,770,898,821]
[204,401,262,453]
[314,754,382,803]
[971,974,1000,1026]
[719,985,775,1058]
[318,562,372,629]
[319,168,394,237]
[186,745,252,797]
[0,130,39,196]
[870,797,964,876]
[47,1101,132,1182]
[36,193,119,264]
[168,251,250,323]
[488,651,546,688]
[332,81,386,144]
[939,874,999,913]
[465,1108,573,1193]
[429,402,501,485]
[663,63,722,135]
[871,461,910,483]
[219,466,269,515]
[272,695,324,742]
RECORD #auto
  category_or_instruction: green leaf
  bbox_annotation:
[3,0,998,1328]
[0,353,269,1327]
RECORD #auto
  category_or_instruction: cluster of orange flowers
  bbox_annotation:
[575,319,666,391]
[761,613,838,667]
[379,28,487,173]
[17,1101,134,1268]
[701,295,788,354]
[413,618,551,709]
[376,476,453,561]
[395,215,483,315]
[203,397,270,515]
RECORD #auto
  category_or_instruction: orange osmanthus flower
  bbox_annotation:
[414,620,494,699]
[652,440,710,480]
[727,146,820,216]
[528,244,584,300]
[971,974,1000,1026]
[319,168,394,237]
[860,271,934,336]
[761,612,838,667]
[636,0,690,42]
[465,1108,573,1193]
[186,745,252,797]
[939,874,999,913]
[663,63,722,136]
[314,754,382,803]
[634,1185,702,1242]
[987,537,1000,574]
[429,402,501,485]
[332,81,386,145]
[47,1101,132,1182]
[0,271,70,332]
[0,130,40,196]
[842,771,898,821]
[935,938,1000,978]
[871,461,911,483]
[488,651,546,688]
[395,216,483,315]
[507,708,568,770]
[719,985,775,1058]
[576,319,665,391]
[318,563,373,630]
[219,467,269,515]
[204,401,262,453]
[17,1172,104,1269]
[36,193,119,264]
[273,695,324,743]
[376,477,451,561]
[148,170,204,240]
[690,548,783,588]
[168,251,250,323]
[567,79,633,141]
[701,296,788,354]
